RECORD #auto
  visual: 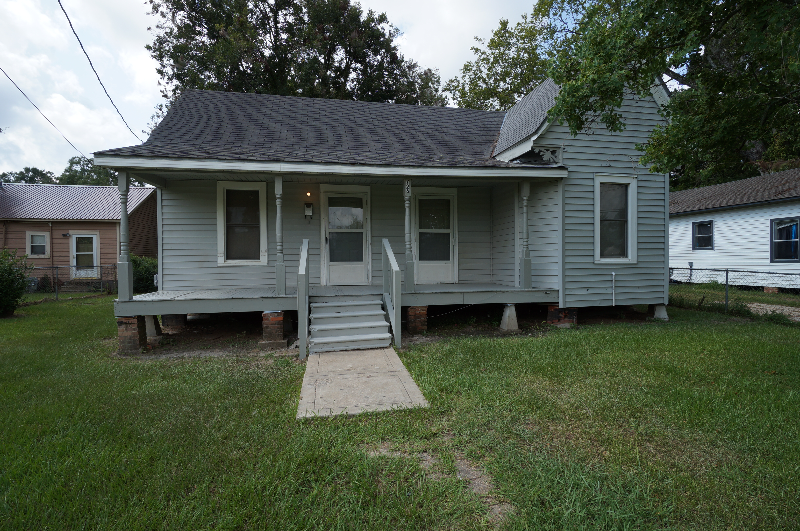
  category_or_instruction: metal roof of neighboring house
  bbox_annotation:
[669,168,800,215]
[95,89,512,168]
[494,79,560,155]
[0,183,154,220]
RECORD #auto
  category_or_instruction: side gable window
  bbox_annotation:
[771,218,799,262]
[26,231,50,258]
[692,221,714,250]
[594,175,637,263]
[216,182,268,265]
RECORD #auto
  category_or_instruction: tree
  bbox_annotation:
[0,167,56,184]
[146,0,446,124]
[541,0,800,189]
[444,14,550,111]
[58,156,118,186]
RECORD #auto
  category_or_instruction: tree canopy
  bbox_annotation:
[146,0,446,123]
[0,167,56,184]
[448,0,800,189]
[58,156,119,186]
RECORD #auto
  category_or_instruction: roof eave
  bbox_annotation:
[670,195,800,216]
[94,154,569,179]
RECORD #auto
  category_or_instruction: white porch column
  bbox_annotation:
[274,176,286,296]
[520,181,532,289]
[117,172,133,301]
[403,179,415,292]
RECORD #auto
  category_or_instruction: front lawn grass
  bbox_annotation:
[1,299,798,529]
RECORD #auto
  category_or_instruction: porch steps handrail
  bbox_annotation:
[382,238,401,348]
[298,239,310,360]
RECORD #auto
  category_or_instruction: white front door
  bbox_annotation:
[322,188,371,285]
[415,191,457,284]
[72,235,98,279]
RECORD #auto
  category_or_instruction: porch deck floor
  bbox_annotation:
[131,283,537,302]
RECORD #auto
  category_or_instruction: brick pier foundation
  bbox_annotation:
[407,306,428,334]
[262,311,288,349]
[117,316,146,354]
[547,306,577,328]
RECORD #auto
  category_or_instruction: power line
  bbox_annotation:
[0,66,87,158]
[57,0,142,143]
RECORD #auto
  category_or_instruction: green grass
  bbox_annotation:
[21,291,106,303]
[1,300,799,529]
[670,281,800,308]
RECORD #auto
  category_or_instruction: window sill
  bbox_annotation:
[594,258,638,265]
[217,259,269,266]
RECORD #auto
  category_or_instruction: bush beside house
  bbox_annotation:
[0,249,31,317]
[131,255,158,294]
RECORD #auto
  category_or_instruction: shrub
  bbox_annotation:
[131,255,158,294]
[0,249,31,317]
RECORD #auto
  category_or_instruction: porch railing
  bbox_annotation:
[297,239,310,360]
[382,238,402,347]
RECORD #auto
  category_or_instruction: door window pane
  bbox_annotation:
[30,234,46,255]
[418,199,450,230]
[226,189,260,260]
[76,236,94,253]
[599,183,628,258]
[329,232,363,262]
[76,253,94,268]
[328,197,364,229]
[419,232,450,261]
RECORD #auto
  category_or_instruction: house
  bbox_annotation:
[94,78,671,355]
[0,184,157,283]
[669,168,800,287]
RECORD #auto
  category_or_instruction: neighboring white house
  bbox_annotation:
[95,78,671,354]
[669,168,800,284]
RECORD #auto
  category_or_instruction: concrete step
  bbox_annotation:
[309,294,380,303]
[310,309,386,325]
[310,300,383,314]
[310,320,389,338]
[309,332,392,353]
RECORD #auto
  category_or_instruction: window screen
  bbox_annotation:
[599,183,628,258]
[772,218,799,261]
[30,234,46,255]
[418,198,451,261]
[225,189,260,260]
[692,221,713,250]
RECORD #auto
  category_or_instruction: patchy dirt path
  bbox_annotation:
[747,303,800,321]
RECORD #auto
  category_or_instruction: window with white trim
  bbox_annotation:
[594,175,637,263]
[692,221,714,250]
[216,182,268,264]
[771,218,799,262]
[26,231,50,258]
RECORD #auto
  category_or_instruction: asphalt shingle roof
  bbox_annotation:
[494,79,560,155]
[95,90,512,167]
[670,168,800,215]
[0,183,153,220]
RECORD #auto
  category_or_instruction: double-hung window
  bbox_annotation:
[692,221,714,250]
[26,231,49,258]
[594,175,637,263]
[216,182,268,264]
[771,218,799,262]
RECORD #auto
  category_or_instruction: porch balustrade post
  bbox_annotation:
[520,181,532,289]
[403,179,415,292]
[275,177,286,296]
[117,172,133,301]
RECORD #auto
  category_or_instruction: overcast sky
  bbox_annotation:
[0,0,535,175]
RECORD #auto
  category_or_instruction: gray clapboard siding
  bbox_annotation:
[528,179,561,290]
[457,187,492,283]
[492,183,517,286]
[369,185,407,284]
[536,90,668,307]
[670,201,800,274]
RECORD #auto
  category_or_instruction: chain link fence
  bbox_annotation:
[23,265,117,302]
[669,267,800,321]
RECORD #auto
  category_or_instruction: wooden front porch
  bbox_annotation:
[114,282,559,316]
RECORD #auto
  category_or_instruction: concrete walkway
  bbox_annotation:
[297,347,428,418]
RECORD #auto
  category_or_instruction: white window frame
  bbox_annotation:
[216,181,268,265]
[26,231,50,258]
[594,174,638,264]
